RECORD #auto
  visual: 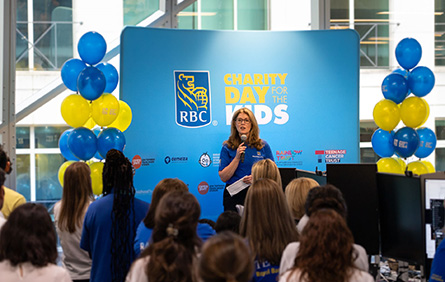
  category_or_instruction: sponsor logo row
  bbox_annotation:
[132,148,347,170]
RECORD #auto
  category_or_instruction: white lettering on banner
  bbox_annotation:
[180,111,208,123]
[225,104,289,125]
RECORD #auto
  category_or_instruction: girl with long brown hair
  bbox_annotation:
[279,209,373,282]
[54,161,93,282]
[240,178,298,282]
[126,191,201,282]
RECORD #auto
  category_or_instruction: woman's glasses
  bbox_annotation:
[236,118,250,124]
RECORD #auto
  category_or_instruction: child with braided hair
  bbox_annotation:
[81,149,149,282]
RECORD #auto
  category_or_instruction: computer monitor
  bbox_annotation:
[376,172,425,266]
[326,164,380,255]
[279,167,297,192]
[295,169,327,185]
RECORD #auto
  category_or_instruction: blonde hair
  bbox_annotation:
[240,179,298,265]
[285,177,319,220]
[251,159,282,188]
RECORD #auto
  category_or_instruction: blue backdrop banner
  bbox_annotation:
[120,27,360,220]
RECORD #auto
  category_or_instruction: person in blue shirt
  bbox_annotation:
[133,178,215,257]
[80,149,149,282]
[219,108,274,211]
[430,237,445,281]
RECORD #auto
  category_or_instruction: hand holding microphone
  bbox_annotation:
[240,134,247,163]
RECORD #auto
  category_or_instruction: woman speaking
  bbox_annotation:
[219,108,274,211]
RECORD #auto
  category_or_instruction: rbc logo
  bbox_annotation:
[174,71,212,128]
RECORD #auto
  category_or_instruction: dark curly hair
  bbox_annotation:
[102,149,136,282]
[304,184,347,219]
[0,203,58,266]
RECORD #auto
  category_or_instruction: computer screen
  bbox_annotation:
[377,172,425,265]
[326,164,380,255]
[295,169,327,185]
[279,168,297,192]
[424,178,445,259]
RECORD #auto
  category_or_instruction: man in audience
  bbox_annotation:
[0,149,26,219]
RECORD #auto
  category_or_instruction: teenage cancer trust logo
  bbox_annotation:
[174,71,212,128]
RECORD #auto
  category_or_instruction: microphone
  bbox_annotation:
[240,135,247,163]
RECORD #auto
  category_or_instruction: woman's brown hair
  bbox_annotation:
[251,159,282,187]
[0,203,58,266]
[240,178,298,265]
[142,178,189,229]
[224,108,263,150]
[198,231,254,282]
[285,177,319,220]
[288,209,356,282]
[142,191,201,282]
[58,161,93,233]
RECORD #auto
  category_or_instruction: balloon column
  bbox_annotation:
[58,31,133,195]
[373,38,436,175]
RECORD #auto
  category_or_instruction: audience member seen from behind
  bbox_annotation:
[126,191,201,282]
[240,178,299,282]
[215,210,241,234]
[198,231,254,282]
[285,177,319,224]
[251,158,282,187]
[54,162,93,282]
[0,203,71,282]
[81,149,149,282]
[280,184,369,275]
[279,209,374,282]
[0,149,26,219]
[134,178,215,257]
[0,168,6,229]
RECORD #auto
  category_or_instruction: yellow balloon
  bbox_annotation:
[393,157,407,172]
[421,160,436,173]
[89,161,104,196]
[419,98,430,127]
[377,157,403,174]
[91,93,120,126]
[373,99,400,132]
[108,100,133,132]
[407,161,429,175]
[400,96,428,128]
[83,117,97,129]
[61,94,91,127]
[58,161,76,187]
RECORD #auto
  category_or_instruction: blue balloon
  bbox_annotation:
[395,38,422,70]
[415,127,437,158]
[92,128,104,160]
[77,31,107,65]
[97,128,126,159]
[372,129,395,157]
[61,59,87,91]
[407,66,435,97]
[67,127,98,161]
[381,73,408,104]
[392,68,411,96]
[58,129,79,161]
[96,63,119,93]
[393,127,420,158]
[77,66,106,101]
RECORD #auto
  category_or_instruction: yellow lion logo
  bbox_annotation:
[177,74,208,111]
